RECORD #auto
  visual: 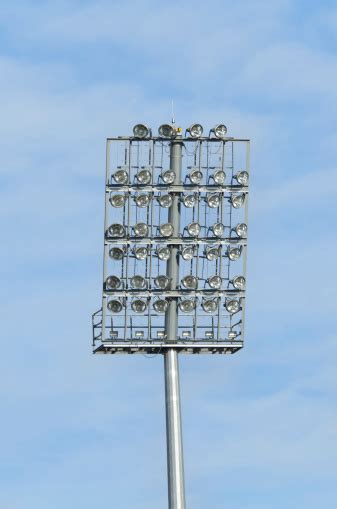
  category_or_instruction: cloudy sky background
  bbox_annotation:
[1,0,337,507]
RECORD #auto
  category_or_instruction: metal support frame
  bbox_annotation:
[164,137,186,509]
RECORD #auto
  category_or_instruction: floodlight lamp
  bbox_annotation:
[133,222,149,237]
[113,169,128,184]
[134,246,148,260]
[107,299,123,313]
[212,124,228,138]
[205,246,220,261]
[212,223,224,237]
[157,331,166,338]
[205,331,214,338]
[228,246,241,260]
[158,194,173,208]
[208,275,222,289]
[109,247,124,260]
[228,330,237,340]
[130,275,147,289]
[107,223,125,237]
[157,246,171,261]
[135,330,144,338]
[154,275,170,289]
[181,246,195,260]
[161,170,176,184]
[153,299,169,313]
[179,299,196,313]
[135,193,151,208]
[131,299,148,313]
[136,169,152,184]
[160,223,174,237]
[234,170,249,185]
[187,222,201,237]
[213,169,226,185]
[207,193,220,208]
[189,169,203,184]
[225,299,240,314]
[182,194,196,208]
[105,275,121,289]
[202,299,218,313]
[235,223,247,237]
[133,123,149,139]
[182,330,191,338]
[158,124,177,138]
[181,275,198,290]
[187,123,203,138]
[232,275,246,290]
[230,193,245,208]
[110,194,127,208]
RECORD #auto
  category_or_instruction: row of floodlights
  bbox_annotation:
[106,222,247,239]
[110,192,245,209]
[109,329,238,340]
[112,168,248,186]
[109,244,242,261]
[133,123,228,139]
[107,297,241,314]
[105,274,245,291]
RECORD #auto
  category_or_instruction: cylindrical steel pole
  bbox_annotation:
[164,137,186,509]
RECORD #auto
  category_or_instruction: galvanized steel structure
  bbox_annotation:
[92,123,250,509]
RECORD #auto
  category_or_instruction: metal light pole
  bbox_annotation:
[164,137,186,509]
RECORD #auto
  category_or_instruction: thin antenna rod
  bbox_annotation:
[171,100,175,125]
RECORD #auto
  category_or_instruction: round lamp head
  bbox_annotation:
[179,299,196,313]
[208,275,222,289]
[161,170,176,184]
[110,194,127,208]
[113,169,128,184]
[228,246,241,260]
[105,276,121,289]
[130,275,147,289]
[189,169,203,184]
[212,223,224,237]
[157,246,171,261]
[135,193,151,208]
[133,123,149,139]
[207,194,220,208]
[232,275,246,290]
[181,246,195,260]
[133,222,149,237]
[107,223,125,237]
[187,222,201,237]
[188,123,203,138]
[136,169,151,184]
[202,299,218,313]
[160,223,174,237]
[154,275,170,289]
[131,299,147,313]
[158,124,176,138]
[107,299,123,313]
[231,194,245,208]
[134,247,148,260]
[213,124,228,138]
[205,246,220,261]
[235,171,249,185]
[235,223,247,237]
[182,194,196,208]
[213,169,226,185]
[109,247,124,260]
[181,275,198,290]
[225,299,240,314]
[158,194,172,208]
[153,299,169,313]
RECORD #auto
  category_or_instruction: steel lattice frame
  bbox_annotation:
[92,135,249,355]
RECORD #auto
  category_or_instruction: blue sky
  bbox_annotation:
[1,1,337,508]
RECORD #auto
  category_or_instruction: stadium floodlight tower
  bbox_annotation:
[92,121,250,509]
